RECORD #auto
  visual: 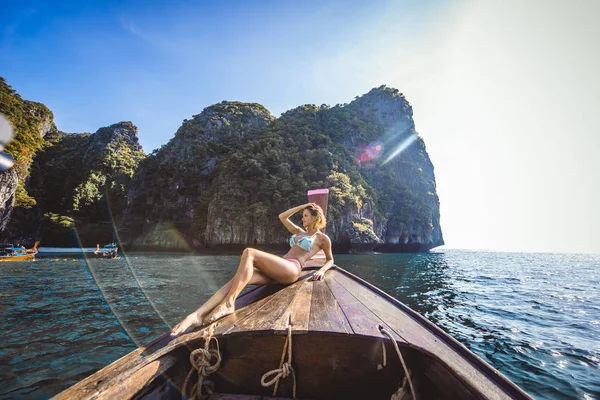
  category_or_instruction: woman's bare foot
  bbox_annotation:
[171,311,203,336]
[204,302,235,325]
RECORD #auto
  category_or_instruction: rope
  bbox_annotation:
[183,326,222,400]
[379,327,417,400]
[378,341,387,370]
[261,322,297,398]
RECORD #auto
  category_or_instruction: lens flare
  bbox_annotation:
[0,113,14,149]
[0,114,14,171]
[382,132,418,165]
[359,141,385,164]
[0,151,13,171]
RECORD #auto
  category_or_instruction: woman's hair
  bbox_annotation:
[304,203,326,230]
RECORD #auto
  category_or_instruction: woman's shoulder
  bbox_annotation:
[316,232,331,242]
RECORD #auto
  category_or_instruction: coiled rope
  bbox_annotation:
[379,326,417,400]
[183,325,222,400]
[261,321,297,398]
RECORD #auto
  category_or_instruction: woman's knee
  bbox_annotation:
[242,247,257,258]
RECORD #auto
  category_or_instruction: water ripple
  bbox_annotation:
[1,251,599,399]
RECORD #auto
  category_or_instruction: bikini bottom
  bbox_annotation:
[284,258,303,272]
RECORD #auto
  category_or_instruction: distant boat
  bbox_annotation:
[94,243,119,259]
[0,241,39,262]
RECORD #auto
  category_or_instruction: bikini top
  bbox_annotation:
[289,233,316,252]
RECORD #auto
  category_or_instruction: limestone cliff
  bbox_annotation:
[347,86,443,249]
[1,77,443,251]
[124,102,275,248]
[0,77,55,235]
[0,169,18,231]
[7,122,145,246]
[125,86,443,251]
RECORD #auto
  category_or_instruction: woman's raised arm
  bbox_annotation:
[279,203,310,234]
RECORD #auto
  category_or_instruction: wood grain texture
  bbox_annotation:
[216,270,316,333]
[308,280,352,334]
[325,274,405,343]
[271,279,313,332]
[95,356,177,400]
[227,278,307,333]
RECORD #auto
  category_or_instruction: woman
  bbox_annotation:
[171,202,334,335]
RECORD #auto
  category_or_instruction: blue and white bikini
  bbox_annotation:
[284,233,316,270]
[289,233,316,252]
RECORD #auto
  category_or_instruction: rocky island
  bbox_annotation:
[0,76,443,252]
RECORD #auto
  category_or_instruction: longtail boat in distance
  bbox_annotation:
[0,241,39,262]
[54,191,532,399]
[94,243,120,259]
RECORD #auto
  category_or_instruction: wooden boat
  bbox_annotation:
[54,190,531,399]
[0,241,39,261]
[53,257,532,400]
[94,243,120,259]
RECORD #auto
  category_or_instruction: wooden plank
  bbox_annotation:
[330,269,518,400]
[234,284,284,311]
[228,277,309,333]
[52,347,149,399]
[96,355,177,400]
[325,275,404,343]
[308,279,352,334]
[52,347,177,400]
[270,279,314,332]
[212,270,315,334]
[186,283,295,337]
[330,270,428,345]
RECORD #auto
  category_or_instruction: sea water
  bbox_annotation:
[0,251,598,399]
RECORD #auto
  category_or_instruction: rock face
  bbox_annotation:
[125,102,275,248]
[351,87,443,248]
[125,86,443,251]
[0,169,18,231]
[7,122,145,246]
[0,77,55,237]
[1,77,443,251]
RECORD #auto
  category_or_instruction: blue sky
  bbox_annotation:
[2,0,599,253]
[1,0,446,151]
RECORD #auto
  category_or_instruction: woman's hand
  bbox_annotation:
[309,269,326,281]
[279,203,312,234]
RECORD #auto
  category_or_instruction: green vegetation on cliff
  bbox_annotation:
[127,86,442,248]
[127,102,275,230]
[25,122,145,245]
[0,77,55,208]
[1,77,441,249]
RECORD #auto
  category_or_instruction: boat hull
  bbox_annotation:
[93,252,120,259]
[53,265,532,400]
[0,253,36,261]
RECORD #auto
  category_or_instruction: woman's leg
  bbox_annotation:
[171,267,272,335]
[204,248,301,324]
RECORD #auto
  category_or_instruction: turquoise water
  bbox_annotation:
[0,251,598,399]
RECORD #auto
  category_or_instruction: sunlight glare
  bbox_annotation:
[381,132,418,165]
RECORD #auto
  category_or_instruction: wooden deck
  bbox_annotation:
[53,265,531,400]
